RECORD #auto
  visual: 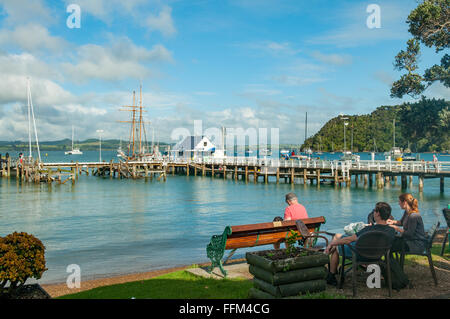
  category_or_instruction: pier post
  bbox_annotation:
[186,164,189,176]
[393,176,397,185]
[316,169,320,186]
[364,174,368,186]
[303,169,307,185]
[419,175,424,192]
[334,170,338,185]
[110,160,113,179]
[245,166,248,182]
[409,175,413,187]
[369,174,373,187]
[401,175,407,190]
[254,166,257,183]
[376,173,384,189]
[290,168,294,184]
[276,168,279,184]
[76,161,79,179]
[265,167,268,184]
[118,162,121,179]
[440,177,444,193]
[202,164,206,176]
[7,157,10,178]
[194,165,197,176]
[235,166,238,181]
[355,174,359,187]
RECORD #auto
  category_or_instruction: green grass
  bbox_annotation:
[57,243,449,299]
[58,270,253,299]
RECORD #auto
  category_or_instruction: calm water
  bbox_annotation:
[0,151,448,284]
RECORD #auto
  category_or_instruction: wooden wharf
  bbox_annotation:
[0,155,448,192]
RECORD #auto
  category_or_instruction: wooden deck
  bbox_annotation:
[1,156,448,192]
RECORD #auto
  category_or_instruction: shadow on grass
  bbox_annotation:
[58,271,253,299]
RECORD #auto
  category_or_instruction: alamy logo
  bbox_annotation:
[66,264,81,288]
[366,264,381,288]
[366,4,381,29]
[66,4,81,29]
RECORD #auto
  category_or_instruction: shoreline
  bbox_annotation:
[41,258,246,298]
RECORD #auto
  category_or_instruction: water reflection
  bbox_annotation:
[0,152,448,284]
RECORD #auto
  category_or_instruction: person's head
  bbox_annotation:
[373,202,392,223]
[398,193,419,213]
[273,216,283,222]
[285,193,298,205]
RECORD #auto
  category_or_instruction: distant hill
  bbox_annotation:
[301,97,450,153]
[0,139,171,152]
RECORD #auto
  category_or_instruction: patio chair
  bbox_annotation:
[440,209,450,256]
[338,231,393,297]
[295,219,335,250]
[400,221,440,286]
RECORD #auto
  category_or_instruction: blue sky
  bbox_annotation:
[0,0,448,144]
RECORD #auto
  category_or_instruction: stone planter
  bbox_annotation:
[246,249,329,298]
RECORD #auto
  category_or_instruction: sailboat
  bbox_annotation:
[316,137,323,155]
[339,119,359,161]
[384,118,402,161]
[65,126,83,155]
[117,138,126,158]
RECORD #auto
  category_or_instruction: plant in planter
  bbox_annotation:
[0,232,48,298]
[246,231,329,299]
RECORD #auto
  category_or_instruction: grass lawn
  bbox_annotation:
[58,244,449,299]
[58,270,253,299]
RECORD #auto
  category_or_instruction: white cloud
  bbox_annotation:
[307,2,411,47]
[145,5,177,37]
[62,38,173,83]
[0,0,54,26]
[272,75,326,86]
[0,24,68,54]
[311,51,352,65]
[241,41,300,56]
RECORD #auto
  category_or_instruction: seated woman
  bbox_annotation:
[387,193,427,254]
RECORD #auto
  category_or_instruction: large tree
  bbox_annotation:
[391,0,449,98]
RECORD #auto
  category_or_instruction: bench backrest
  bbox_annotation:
[225,216,326,250]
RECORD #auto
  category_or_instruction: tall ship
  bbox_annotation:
[118,84,160,162]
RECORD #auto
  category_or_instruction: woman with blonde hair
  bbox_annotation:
[387,193,427,253]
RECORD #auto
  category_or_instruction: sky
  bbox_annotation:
[0,0,448,145]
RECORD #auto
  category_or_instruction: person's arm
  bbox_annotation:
[283,207,291,221]
[325,234,357,253]
[400,214,419,239]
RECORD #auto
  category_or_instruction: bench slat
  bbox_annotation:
[229,217,325,235]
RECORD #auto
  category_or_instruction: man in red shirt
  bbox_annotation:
[273,193,308,249]
[284,192,308,220]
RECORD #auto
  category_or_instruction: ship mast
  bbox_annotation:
[118,85,150,160]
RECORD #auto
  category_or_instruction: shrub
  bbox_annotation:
[0,232,47,296]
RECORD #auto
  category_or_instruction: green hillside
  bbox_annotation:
[301,97,450,153]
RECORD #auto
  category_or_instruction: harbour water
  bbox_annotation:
[0,151,448,284]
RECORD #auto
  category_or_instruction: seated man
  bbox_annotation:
[283,192,308,221]
[273,193,309,249]
[367,209,394,225]
[325,202,396,286]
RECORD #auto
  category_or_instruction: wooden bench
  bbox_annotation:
[206,216,326,277]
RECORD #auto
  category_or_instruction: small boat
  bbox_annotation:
[303,148,313,155]
[65,126,83,155]
[384,147,403,161]
[340,151,360,161]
